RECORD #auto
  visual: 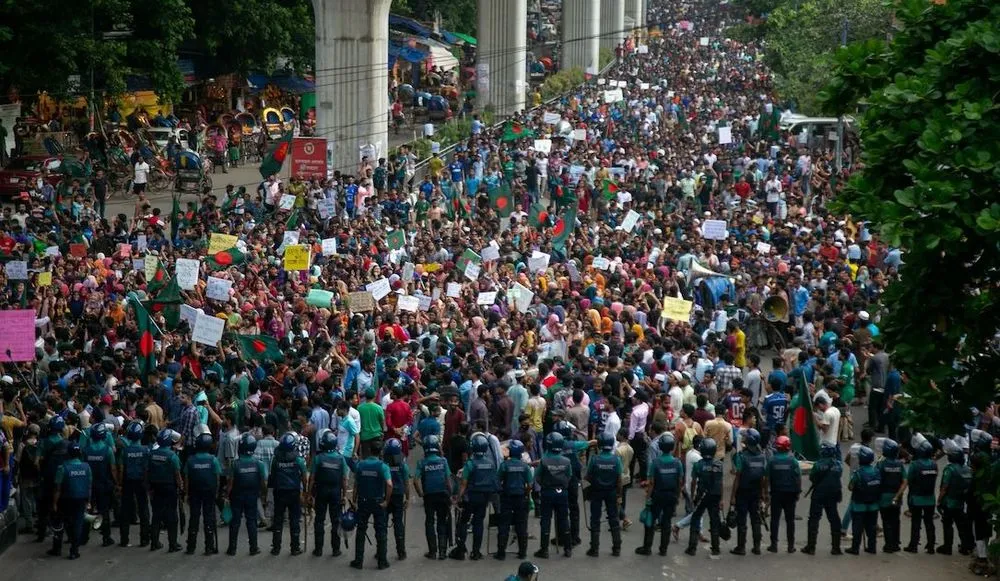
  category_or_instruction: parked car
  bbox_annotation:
[0,156,63,197]
[146,127,189,150]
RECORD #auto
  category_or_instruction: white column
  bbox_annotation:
[625,0,641,34]
[600,0,625,53]
[313,0,390,175]
[477,0,528,116]
[561,0,600,73]
[639,0,647,29]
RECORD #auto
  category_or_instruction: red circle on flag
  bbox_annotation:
[552,219,565,237]
[496,197,508,210]
[792,406,808,436]
[139,330,154,357]
[214,251,233,266]
[251,339,267,354]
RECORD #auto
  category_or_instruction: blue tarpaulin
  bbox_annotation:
[248,74,315,94]
[390,14,433,38]
[388,44,429,69]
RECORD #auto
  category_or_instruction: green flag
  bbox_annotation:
[601,179,620,201]
[259,131,294,179]
[170,195,182,240]
[237,334,284,362]
[789,372,820,461]
[206,247,246,270]
[551,202,577,252]
[489,183,514,217]
[387,229,406,251]
[528,203,549,229]
[128,294,158,386]
[501,121,536,142]
[285,208,300,230]
[149,276,182,329]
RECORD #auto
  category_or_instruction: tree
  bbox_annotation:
[409,0,478,35]
[763,0,890,113]
[820,0,1000,434]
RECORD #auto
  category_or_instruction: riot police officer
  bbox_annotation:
[685,438,724,557]
[226,433,267,556]
[147,429,183,552]
[729,428,767,555]
[452,433,499,560]
[270,432,307,556]
[534,432,572,559]
[415,434,452,561]
[555,421,591,549]
[184,432,221,555]
[937,445,973,555]
[636,433,682,556]
[846,445,880,554]
[118,421,150,547]
[803,442,843,555]
[767,435,801,553]
[384,438,411,560]
[877,439,904,553]
[584,432,622,557]
[968,430,994,573]
[899,439,937,554]
[497,439,533,560]
[37,415,68,542]
[83,422,117,547]
[310,430,349,557]
[50,442,91,559]
[351,439,392,570]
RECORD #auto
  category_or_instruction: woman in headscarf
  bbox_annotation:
[539,313,567,361]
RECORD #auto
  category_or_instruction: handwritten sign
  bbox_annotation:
[702,219,728,240]
[192,313,226,347]
[321,237,338,256]
[756,241,772,254]
[175,258,200,290]
[528,251,550,273]
[317,198,336,219]
[144,256,159,281]
[366,278,391,301]
[209,233,239,254]
[0,310,37,361]
[476,291,497,306]
[661,297,694,322]
[718,126,733,145]
[37,271,52,287]
[511,282,534,313]
[447,282,462,298]
[464,261,481,281]
[180,304,203,327]
[543,112,561,124]
[118,243,131,258]
[347,291,375,311]
[533,139,552,154]
[604,89,624,104]
[6,261,27,280]
[206,276,233,301]
[620,209,641,233]
[279,194,296,210]
[417,294,433,311]
[132,259,145,272]
[397,295,420,312]
[283,244,311,271]
[307,289,335,308]
[567,261,582,282]
[481,245,500,262]
[592,256,611,271]
[136,235,147,253]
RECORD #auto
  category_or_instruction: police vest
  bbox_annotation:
[588,453,620,492]
[122,443,150,482]
[945,464,972,502]
[148,448,178,485]
[910,459,937,497]
[813,459,844,500]
[500,459,530,496]
[389,464,407,497]
[271,450,303,491]
[768,453,799,493]
[737,451,766,493]
[356,459,387,501]
[696,459,724,497]
[878,459,904,495]
[651,455,682,497]
[42,437,68,484]
[854,466,881,505]
[420,455,449,495]
[187,453,218,493]
[314,452,347,491]
[83,444,113,487]
[232,456,264,495]
[61,460,92,500]
[563,448,582,484]
[538,455,572,490]
[468,456,499,493]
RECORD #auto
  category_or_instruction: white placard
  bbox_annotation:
[136,235,148,253]
[279,230,300,254]
[543,112,561,124]
[756,241,772,254]
[476,291,497,306]
[431,287,442,301]
[604,89,624,104]
[593,256,611,270]
[317,198,336,219]
[321,237,338,256]
[528,251,550,273]
[464,261,481,281]
[638,44,649,54]
[620,209,641,233]
[700,37,710,46]
[533,139,552,154]
[402,262,415,282]
[132,259,145,272]
[481,245,500,262]
[397,295,420,312]
[571,129,587,142]
[512,282,534,313]
[617,80,627,88]
[597,78,606,85]
[640,82,650,90]
[180,304,203,327]
[447,282,462,298]
[192,313,225,347]
[417,295,433,311]
[366,277,391,301]
[567,261,582,282]
[206,276,233,301]
[718,126,733,145]
[5,261,27,280]
[702,219,729,240]
[175,258,200,290]
[279,194,296,210]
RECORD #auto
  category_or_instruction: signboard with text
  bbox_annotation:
[291,137,328,179]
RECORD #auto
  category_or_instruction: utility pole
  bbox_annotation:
[835,17,848,172]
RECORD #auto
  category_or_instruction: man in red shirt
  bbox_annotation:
[385,386,414,456]
[734,176,752,200]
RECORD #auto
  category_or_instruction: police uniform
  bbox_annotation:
[118,439,151,547]
[185,451,222,554]
[535,452,572,557]
[311,449,348,556]
[847,464,881,553]
[939,460,973,554]
[228,454,267,554]
[641,453,682,555]
[584,450,623,556]
[353,456,392,568]
[37,433,68,541]
[686,457,724,555]
[904,457,937,552]
[269,448,307,554]
[147,445,182,551]
[83,439,116,545]
[731,448,767,554]
[767,450,801,552]
[387,459,411,558]
[497,454,533,559]
[563,441,587,547]
[52,457,92,558]
[803,453,843,554]
[877,456,904,552]
[415,451,452,559]
[454,454,499,558]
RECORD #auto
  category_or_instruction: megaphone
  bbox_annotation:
[763,295,789,322]
[686,260,722,286]
[84,511,103,531]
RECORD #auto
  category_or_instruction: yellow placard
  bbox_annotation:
[283,244,311,271]
[661,296,693,322]
[421,262,442,273]
[208,233,239,255]
[37,272,52,287]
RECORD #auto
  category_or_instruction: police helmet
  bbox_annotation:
[658,433,676,454]
[857,445,875,465]
[168,430,182,447]
[48,415,66,434]
[424,434,441,455]
[471,433,489,455]
[279,432,297,452]
[915,440,934,459]
[156,428,173,448]
[947,450,965,464]
[545,431,565,453]
[384,438,403,457]
[66,441,82,457]
[238,433,258,455]
[90,422,108,441]
[517,561,539,581]
[820,442,838,458]
[598,432,615,451]
[881,439,899,459]
[699,437,717,458]
[341,509,357,531]
[743,428,761,450]
[555,420,575,440]
[319,430,338,452]
[970,429,992,452]
[125,421,144,442]
[508,439,525,458]
[774,435,791,452]
[195,432,214,452]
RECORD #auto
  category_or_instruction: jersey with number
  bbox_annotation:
[724,393,746,427]
[762,392,789,430]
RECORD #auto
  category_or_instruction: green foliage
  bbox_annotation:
[539,68,587,100]
[599,48,615,70]
[820,0,1000,435]
[763,0,890,114]
[407,0,478,35]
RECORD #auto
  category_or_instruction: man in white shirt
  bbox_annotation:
[814,394,841,449]
[133,158,150,195]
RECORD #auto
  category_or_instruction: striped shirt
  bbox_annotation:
[254,437,278,470]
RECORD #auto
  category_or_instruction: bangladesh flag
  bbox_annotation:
[528,203,549,229]
[447,194,472,221]
[789,372,820,461]
[501,121,536,142]
[285,208,300,230]
[259,131,294,179]
[238,334,284,362]
[206,247,246,270]
[127,293,158,386]
[551,202,578,252]
[387,229,406,251]
[489,183,514,217]
[170,195,182,240]
[601,179,620,201]
[146,262,168,294]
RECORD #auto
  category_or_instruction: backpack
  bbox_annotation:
[681,420,698,453]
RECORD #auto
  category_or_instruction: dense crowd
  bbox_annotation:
[1,0,998,575]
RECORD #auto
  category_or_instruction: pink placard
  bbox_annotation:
[0,309,36,362]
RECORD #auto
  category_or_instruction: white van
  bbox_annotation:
[779,114,854,148]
